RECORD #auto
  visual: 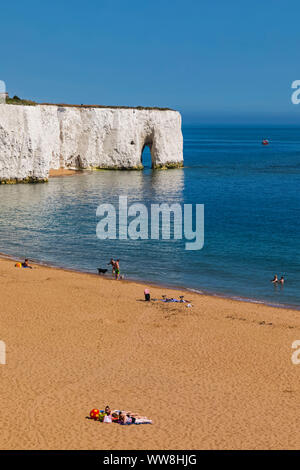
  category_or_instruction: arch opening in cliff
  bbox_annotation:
[141,133,155,169]
[141,143,153,169]
[65,154,85,170]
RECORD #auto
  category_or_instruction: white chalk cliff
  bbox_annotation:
[0,104,183,182]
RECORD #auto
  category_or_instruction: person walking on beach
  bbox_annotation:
[107,258,120,280]
[107,258,116,276]
[114,259,120,280]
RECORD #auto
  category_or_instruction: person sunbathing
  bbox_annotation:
[118,411,152,425]
[97,406,152,424]
[111,412,119,422]
[99,406,121,423]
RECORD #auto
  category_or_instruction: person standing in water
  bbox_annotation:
[279,276,284,285]
[271,274,278,283]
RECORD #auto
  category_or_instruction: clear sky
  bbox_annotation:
[1,0,300,124]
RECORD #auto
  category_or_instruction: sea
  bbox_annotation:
[0,126,300,308]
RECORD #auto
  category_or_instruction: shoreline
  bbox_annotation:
[1,250,298,313]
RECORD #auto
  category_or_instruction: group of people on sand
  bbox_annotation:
[15,258,33,269]
[108,258,120,280]
[271,274,284,285]
[98,406,152,425]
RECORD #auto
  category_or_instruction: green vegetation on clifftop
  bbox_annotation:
[5,95,174,111]
[6,95,37,106]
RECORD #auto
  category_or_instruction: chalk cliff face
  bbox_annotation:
[0,104,183,182]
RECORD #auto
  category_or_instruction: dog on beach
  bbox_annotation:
[97,268,108,275]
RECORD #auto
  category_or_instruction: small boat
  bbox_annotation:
[262,139,269,145]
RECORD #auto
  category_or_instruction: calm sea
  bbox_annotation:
[0,126,300,308]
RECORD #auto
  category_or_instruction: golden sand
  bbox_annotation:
[49,168,81,177]
[0,257,299,449]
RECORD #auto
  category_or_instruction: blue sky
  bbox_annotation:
[1,0,300,123]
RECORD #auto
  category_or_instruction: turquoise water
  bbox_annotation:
[0,126,300,308]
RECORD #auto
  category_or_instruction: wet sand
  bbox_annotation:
[49,168,81,177]
[0,257,299,449]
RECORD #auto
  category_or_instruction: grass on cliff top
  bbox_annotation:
[6,95,174,111]
[6,96,37,106]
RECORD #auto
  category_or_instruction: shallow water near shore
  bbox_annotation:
[0,125,300,307]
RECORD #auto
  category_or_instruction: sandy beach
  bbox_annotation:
[0,256,299,450]
[49,168,81,177]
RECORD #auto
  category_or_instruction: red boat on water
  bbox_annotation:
[262,139,269,145]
